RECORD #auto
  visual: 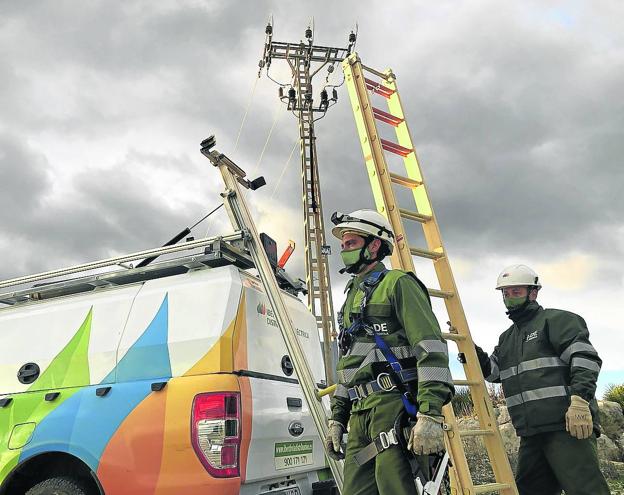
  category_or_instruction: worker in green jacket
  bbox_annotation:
[325,209,454,495]
[475,264,610,495]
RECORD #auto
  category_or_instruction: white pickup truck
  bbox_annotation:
[0,239,336,495]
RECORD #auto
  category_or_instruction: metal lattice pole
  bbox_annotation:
[258,24,357,384]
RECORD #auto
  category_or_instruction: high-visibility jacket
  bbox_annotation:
[476,301,602,437]
[330,263,454,427]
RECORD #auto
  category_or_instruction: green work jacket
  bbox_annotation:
[330,263,454,427]
[476,302,602,437]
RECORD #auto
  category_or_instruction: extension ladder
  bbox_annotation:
[342,53,518,495]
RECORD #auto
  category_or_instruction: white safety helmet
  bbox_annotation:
[495,264,542,290]
[331,209,395,255]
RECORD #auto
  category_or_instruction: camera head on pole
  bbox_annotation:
[200,135,266,191]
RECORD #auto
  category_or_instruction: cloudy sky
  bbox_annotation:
[1,1,622,396]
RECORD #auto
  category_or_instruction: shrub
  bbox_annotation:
[452,387,474,417]
[452,384,507,418]
[604,384,624,410]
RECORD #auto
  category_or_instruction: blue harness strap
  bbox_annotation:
[359,269,418,417]
[373,333,417,417]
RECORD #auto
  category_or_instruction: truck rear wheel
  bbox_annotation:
[26,476,90,495]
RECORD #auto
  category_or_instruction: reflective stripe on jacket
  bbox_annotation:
[477,302,602,437]
[330,263,454,426]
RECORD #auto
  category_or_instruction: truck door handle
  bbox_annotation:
[287,397,302,408]
[17,363,40,385]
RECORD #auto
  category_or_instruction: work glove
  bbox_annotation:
[566,395,593,440]
[407,413,445,455]
[325,420,345,460]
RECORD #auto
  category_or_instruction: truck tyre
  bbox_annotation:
[312,479,338,495]
[26,476,90,495]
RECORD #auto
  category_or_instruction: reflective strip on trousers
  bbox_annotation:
[499,356,566,380]
[571,356,601,372]
[505,386,568,408]
[560,342,598,363]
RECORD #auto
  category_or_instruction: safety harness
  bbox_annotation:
[338,268,432,465]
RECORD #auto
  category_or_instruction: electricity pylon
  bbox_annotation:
[259,22,356,384]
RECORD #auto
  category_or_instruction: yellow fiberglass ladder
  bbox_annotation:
[342,53,518,495]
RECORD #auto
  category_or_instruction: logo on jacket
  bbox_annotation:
[525,330,539,342]
[373,323,389,334]
[257,302,267,315]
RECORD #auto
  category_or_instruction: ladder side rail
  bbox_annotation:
[214,157,344,492]
[343,53,519,494]
[385,77,517,493]
[342,55,415,273]
[0,233,244,291]
[343,53,475,492]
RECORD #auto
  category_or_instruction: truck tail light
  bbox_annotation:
[191,392,240,478]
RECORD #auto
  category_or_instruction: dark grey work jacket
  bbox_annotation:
[475,302,602,437]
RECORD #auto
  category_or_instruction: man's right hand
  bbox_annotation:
[325,420,345,460]
[474,344,491,369]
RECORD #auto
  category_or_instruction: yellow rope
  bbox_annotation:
[233,76,260,153]
[251,99,284,176]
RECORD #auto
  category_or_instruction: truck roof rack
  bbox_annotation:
[0,236,306,307]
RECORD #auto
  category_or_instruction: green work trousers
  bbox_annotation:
[343,396,416,495]
[515,431,610,495]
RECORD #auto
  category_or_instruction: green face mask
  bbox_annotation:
[340,246,371,273]
[504,295,526,310]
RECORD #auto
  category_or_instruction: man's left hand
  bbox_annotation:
[566,395,593,439]
[407,413,445,455]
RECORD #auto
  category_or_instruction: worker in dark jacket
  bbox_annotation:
[475,264,610,495]
[325,210,454,495]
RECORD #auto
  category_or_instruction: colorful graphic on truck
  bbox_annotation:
[0,291,248,494]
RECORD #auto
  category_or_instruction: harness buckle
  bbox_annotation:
[376,372,396,392]
[353,384,365,400]
[378,429,399,450]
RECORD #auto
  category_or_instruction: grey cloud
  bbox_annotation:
[0,0,622,289]
[0,146,208,279]
[0,134,51,222]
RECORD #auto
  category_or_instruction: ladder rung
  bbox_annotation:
[474,483,512,494]
[372,107,404,127]
[441,332,466,342]
[427,288,453,299]
[453,380,479,386]
[364,77,395,98]
[399,208,431,223]
[410,247,444,260]
[381,138,413,157]
[390,173,422,189]
[361,64,392,81]
[459,429,494,438]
